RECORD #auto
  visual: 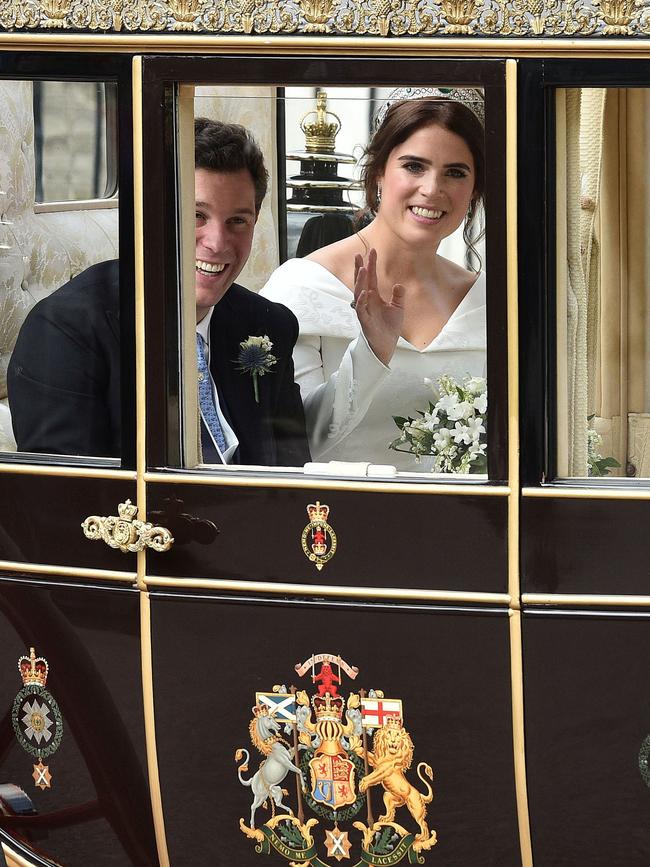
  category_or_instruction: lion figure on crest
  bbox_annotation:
[358,720,436,847]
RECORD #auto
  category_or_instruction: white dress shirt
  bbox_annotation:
[196,307,239,464]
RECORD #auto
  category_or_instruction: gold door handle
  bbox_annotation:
[81,500,174,553]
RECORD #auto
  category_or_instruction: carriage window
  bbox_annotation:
[556,87,650,479]
[33,81,117,206]
[0,78,121,462]
[179,84,488,478]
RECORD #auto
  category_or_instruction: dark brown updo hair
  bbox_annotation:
[360,98,485,261]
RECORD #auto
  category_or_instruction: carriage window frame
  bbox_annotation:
[141,55,509,485]
[0,53,136,471]
[518,58,650,489]
[32,79,119,213]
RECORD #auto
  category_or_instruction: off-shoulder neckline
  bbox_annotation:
[285,258,485,352]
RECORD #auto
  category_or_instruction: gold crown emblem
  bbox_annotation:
[307,501,329,523]
[252,703,270,718]
[312,692,345,720]
[117,500,138,521]
[300,92,341,153]
[18,647,49,687]
[384,715,403,730]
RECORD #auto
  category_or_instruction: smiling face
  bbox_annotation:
[194,167,257,322]
[376,122,476,248]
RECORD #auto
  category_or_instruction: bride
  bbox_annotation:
[261,90,486,471]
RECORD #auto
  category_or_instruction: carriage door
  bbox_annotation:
[138,55,527,867]
[519,59,650,867]
[0,53,159,866]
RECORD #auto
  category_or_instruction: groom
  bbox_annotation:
[8,118,310,467]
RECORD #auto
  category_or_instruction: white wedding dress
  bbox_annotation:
[260,259,486,472]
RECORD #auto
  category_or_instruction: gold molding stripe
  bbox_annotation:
[140,592,171,867]
[177,85,201,469]
[133,55,148,594]
[134,69,167,859]
[145,575,511,604]
[5,34,650,56]
[2,843,36,867]
[509,609,533,867]
[144,471,510,496]
[0,559,136,582]
[0,463,135,480]
[523,593,650,607]
[506,58,520,607]
[505,60,533,867]
[522,485,650,499]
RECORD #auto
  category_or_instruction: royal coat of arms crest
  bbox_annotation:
[235,653,437,865]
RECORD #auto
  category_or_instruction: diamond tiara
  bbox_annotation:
[373,86,485,131]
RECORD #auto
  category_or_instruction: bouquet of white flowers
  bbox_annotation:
[389,374,487,474]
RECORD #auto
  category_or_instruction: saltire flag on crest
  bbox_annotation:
[255,692,296,723]
[360,697,403,728]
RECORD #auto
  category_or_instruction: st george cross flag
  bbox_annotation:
[360,697,403,728]
[256,692,296,723]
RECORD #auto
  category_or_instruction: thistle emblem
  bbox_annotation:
[12,648,63,790]
[235,335,277,404]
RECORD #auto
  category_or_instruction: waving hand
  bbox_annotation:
[353,248,405,366]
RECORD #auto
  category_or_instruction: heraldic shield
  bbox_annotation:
[310,753,356,810]
[235,653,437,865]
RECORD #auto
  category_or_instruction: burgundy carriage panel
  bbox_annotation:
[0,577,156,866]
[0,476,137,573]
[146,482,508,593]
[524,610,650,866]
[150,592,520,867]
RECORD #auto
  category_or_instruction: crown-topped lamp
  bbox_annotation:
[285,90,362,225]
[300,91,341,153]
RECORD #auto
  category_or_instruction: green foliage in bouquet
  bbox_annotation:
[389,374,487,474]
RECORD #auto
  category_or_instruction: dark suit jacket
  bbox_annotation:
[7,260,310,467]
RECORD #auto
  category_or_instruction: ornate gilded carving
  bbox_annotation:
[219,0,298,33]
[475,0,598,35]
[440,0,478,32]
[168,0,204,30]
[81,499,174,554]
[40,0,70,27]
[0,0,40,29]
[299,0,337,31]
[335,0,440,35]
[0,0,643,38]
[118,0,168,31]
[69,0,114,29]
[592,0,636,33]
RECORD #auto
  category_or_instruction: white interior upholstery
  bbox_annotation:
[0,80,119,451]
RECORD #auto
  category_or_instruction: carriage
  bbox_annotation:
[0,6,649,866]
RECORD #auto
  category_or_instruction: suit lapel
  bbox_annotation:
[208,288,274,464]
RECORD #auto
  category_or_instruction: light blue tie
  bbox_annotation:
[196,333,227,454]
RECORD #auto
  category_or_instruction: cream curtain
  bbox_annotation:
[558,88,606,476]
[594,89,650,477]
[559,87,650,477]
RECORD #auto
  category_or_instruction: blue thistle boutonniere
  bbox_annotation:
[235,335,277,404]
